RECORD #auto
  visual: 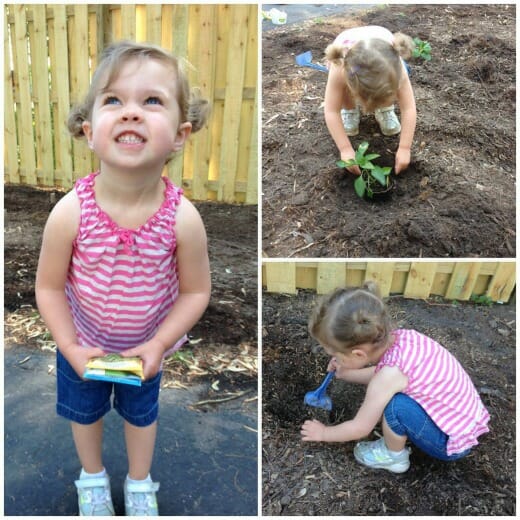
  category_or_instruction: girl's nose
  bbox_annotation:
[121,104,143,122]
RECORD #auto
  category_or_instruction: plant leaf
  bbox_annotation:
[363,153,381,162]
[371,168,388,186]
[336,160,347,168]
[354,176,366,198]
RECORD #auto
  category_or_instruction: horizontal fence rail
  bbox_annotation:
[4,4,258,203]
[262,261,516,303]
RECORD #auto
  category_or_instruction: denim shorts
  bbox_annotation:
[384,393,471,461]
[56,350,162,427]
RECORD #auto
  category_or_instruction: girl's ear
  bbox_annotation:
[171,122,192,152]
[351,348,369,361]
[82,121,94,149]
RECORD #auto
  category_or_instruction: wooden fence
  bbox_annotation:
[4,4,258,203]
[262,261,516,303]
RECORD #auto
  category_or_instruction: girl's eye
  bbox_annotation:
[104,96,121,105]
[145,96,162,105]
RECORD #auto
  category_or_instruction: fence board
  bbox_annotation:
[4,12,19,182]
[487,262,516,302]
[317,263,346,294]
[13,5,36,184]
[265,263,297,294]
[445,262,481,301]
[4,4,257,203]
[262,261,516,303]
[218,5,248,202]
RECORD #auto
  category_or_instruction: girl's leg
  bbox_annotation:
[384,393,470,461]
[124,420,157,480]
[382,415,407,451]
[71,419,104,473]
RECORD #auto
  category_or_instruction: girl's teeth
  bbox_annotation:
[118,134,143,143]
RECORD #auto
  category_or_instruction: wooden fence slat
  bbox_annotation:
[365,262,395,297]
[145,4,162,45]
[4,7,19,182]
[13,5,36,184]
[316,263,347,294]
[190,5,215,201]
[120,4,136,41]
[29,5,54,185]
[265,263,297,294]
[50,4,73,186]
[487,263,516,303]
[445,262,482,301]
[218,5,248,202]
[403,262,438,299]
[246,87,259,204]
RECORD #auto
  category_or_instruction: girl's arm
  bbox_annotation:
[395,71,416,173]
[301,365,408,442]
[328,357,376,384]
[324,65,360,174]
[35,192,106,376]
[121,196,211,378]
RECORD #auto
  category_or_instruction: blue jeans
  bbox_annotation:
[56,350,162,427]
[384,393,471,461]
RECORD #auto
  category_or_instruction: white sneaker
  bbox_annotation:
[124,478,160,516]
[375,105,401,136]
[354,438,411,473]
[341,107,360,136]
[75,475,115,516]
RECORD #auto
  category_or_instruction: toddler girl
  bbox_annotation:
[36,41,211,515]
[324,25,417,174]
[301,283,490,473]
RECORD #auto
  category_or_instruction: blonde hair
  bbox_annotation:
[68,40,210,138]
[308,281,392,352]
[325,32,414,112]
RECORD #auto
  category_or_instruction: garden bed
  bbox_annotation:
[262,4,515,257]
[262,290,515,515]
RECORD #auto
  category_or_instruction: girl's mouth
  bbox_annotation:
[116,132,145,144]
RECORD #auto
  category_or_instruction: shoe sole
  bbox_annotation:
[354,452,410,473]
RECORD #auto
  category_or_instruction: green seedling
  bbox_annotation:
[336,141,392,198]
[470,294,494,307]
[413,38,432,61]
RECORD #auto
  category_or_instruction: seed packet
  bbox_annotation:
[84,354,144,386]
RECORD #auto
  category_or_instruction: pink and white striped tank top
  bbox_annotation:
[376,329,490,455]
[65,172,187,355]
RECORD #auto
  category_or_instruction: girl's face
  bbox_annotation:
[322,340,375,370]
[82,58,191,174]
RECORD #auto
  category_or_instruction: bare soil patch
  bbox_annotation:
[262,291,515,515]
[4,184,258,398]
[262,5,515,258]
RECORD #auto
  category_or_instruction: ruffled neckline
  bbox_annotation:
[82,171,180,235]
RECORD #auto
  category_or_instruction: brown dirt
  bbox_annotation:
[262,5,516,258]
[262,291,515,515]
[4,183,258,396]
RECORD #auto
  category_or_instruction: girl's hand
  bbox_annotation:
[120,339,164,380]
[395,147,411,174]
[301,419,327,442]
[327,356,339,373]
[340,150,361,175]
[62,344,106,379]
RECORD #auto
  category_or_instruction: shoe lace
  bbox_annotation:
[82,487,112,514]
[127,491,157,515]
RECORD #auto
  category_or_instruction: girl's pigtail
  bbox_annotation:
[324,43,346,66]
[393,32,415,60]
[188,88,211,133]
[67,104,88,138]
[362,280,382,298]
